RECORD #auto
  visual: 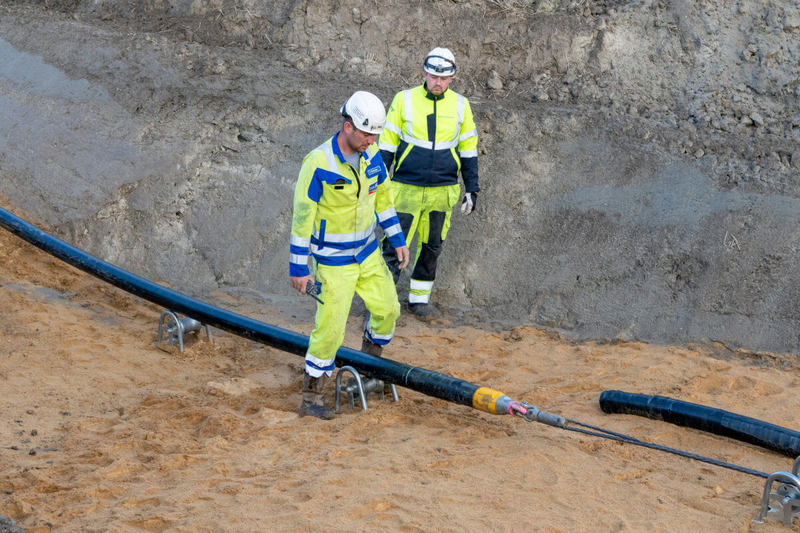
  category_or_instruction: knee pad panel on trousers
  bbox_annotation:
[397,211,415,236]
[426,211,447,246]
[413,242,442,281]
[412,211,447,282]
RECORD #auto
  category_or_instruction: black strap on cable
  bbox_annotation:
[564,418,769,479]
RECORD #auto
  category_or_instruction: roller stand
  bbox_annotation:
[334,366,399,413]
[755,457,800,526]
[156,310,212,353]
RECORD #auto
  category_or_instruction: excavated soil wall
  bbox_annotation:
[1,0,799,352]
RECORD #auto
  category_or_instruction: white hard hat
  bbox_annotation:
[423,47,456,77]
[340,91,386,135]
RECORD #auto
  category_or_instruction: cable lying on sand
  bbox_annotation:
[0,205,557,423]
[6,208,800,527]
[6,204,800,526]
[0,206,788,448]
[599,390,800,458]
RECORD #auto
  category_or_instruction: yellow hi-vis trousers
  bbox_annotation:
[381,181,460,304]
[304,249,400,378]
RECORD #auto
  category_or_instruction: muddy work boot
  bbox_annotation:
[298,372,335,420]
[408,302,436,321]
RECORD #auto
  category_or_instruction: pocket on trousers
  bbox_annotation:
[446,184,461,209]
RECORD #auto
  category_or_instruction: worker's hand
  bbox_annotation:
[396,245,410,269]
[290,274,314,294]
[461,192,477,215]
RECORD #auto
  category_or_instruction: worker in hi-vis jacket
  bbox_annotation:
[378,47,479,320]
[289,91,409,419]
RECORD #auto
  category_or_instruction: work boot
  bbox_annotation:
[360,336,383,357]
[298,372,335,420]
[409,302,436,321]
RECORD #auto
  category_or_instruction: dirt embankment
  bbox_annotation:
[0,3,799,346]
[2,3,800,530]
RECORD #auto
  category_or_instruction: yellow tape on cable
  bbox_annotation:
[472,387,508,415]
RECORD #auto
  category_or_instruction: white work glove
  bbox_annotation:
[460,192,477,215]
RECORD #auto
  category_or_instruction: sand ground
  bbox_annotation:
[1,219,799,532]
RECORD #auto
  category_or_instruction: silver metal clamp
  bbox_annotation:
[156,310,212,352]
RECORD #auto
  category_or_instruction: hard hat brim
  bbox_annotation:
[354,126,383,135]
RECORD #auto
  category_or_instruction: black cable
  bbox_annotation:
[600,390,800,458]
[0,207,779,479]
[563,420,769,479]
[566,418,646,442]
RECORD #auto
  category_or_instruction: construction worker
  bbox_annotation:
[289,91,410,420]
[378,47,479,320]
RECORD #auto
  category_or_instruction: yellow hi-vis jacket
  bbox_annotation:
[290,133,407,277]
[378,84,479,193]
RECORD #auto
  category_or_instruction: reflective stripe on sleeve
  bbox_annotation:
[377,207,398,223]
[291,235,310,248]
[459,128,477,141]
[383,222,402,237]
[377,208,403,240]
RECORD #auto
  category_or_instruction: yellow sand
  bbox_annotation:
[1,217,798,532]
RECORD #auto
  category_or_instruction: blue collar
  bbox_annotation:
[332,131,368,163]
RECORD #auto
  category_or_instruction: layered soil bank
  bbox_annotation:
[1,1,799,352]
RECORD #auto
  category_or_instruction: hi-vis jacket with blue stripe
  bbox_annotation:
[290,133,407,277]
[378,84,479,193]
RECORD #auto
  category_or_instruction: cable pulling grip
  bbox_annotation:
[510,401,566,427]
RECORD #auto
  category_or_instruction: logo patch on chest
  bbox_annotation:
[368,181,377,194]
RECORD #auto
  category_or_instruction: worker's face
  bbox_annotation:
[424,72,452,95]
[343,121,375,153]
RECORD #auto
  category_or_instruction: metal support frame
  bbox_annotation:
[334,365,399,413]
[156,310,212,352]
[755,457,800,526]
